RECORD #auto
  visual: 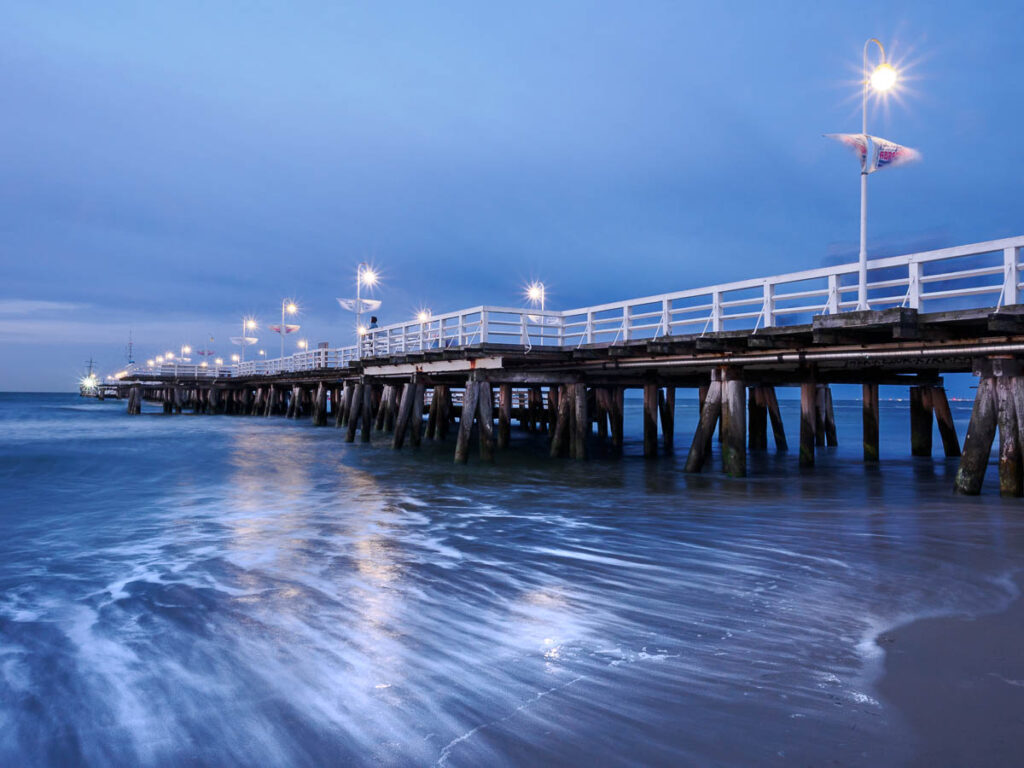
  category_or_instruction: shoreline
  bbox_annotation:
[875,573,1024,767]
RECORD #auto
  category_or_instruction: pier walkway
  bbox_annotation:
[110,236,1024,496]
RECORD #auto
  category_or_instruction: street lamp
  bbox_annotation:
[231,317,258,363]
[296,339,308,351]
[526,281,546,312]
[337,262,383,358]
[231,353,240,363]
[858,38,898,311]
[272,299,300,359]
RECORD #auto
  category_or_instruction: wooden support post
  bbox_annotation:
[862,383,880,462]
[954,377,998,495]
[425,387,439,439]
[498,383,512,449]
[478,382,495,461]
[409,382,425,446]
[748,386,768,451]
[763,386,787,450]
[596,388,609,444]
[345,383,363,442]
[823,387,838,447]
[572,383,588,460]
[386,385,399,432]
[685,380,721,472]
[814,385,826,447]
[721,375,746,477]
[547,387,558,437]
[929,386,961,458]
[439,386,452,439]
[659,386,675,454]
[337,382,353,427]
[375,385,390,431]
[392,383,415,449]
[610,387,624,454]
[698,384,713,455]
[312,383,327,426]
[454,382,479,463]
[643,383,658,458]
[361,383,373,443]
[800,381,816,468]
[995,376,1022,496]
[909,385,934,457]
[550,384,572,458]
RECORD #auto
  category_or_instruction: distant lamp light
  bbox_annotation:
[297,339,308,350]
[165,352,174,360]
[215,357,224,365]
[417,310,432,323]
[870,62,898,92]
[286,302,298,315]
[245,319,257,330]
[231,353,240,362]
[199,361,208,368]
[360,267,378,287]
[181,344,191,355]
[147,359,155,367]
[258,349,266,356]
[155,355,164,363]
[357,325,368,336]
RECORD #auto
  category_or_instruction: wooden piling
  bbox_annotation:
[763,386,787,450]
[800,381,816,468]
[643,383,659,458]
[721,376,746,477]
[498,384,512,449]
[345,383,363,442]
[572,383,588,460]
[392,383,414,449]
[814,385,826,447]
[659,386,675,454]
[748,386,768,451]
[409,382,425,446]
[478,383,495,461]
[685,380,721,472]
[909,386,934,457]
[929,386,961,458]
[995,376,1022,496]
[375,385,391,431]
[823,387,838,447]
[862,382,880,462]
[312,383,328,426]
[455,382,480,463]
[611,387,624,454]
[425,386,439,439]
[361,383,373,442]
[954,377,998,495]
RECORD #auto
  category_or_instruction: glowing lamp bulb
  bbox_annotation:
[181,345,191,354]
[245,320,257,330]
[360,268,378,286]
[869,63,897,92]
[147,359,154,367]
[165,352,174,359]
[286,303,298,314]
[357,325,368,336]
[215,358,223,365]
[417,311,431,323]
[297,340,307,349]
[199,361,208,368]
[231,354,240,362]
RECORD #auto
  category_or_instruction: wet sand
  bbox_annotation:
[877,575,1024,767]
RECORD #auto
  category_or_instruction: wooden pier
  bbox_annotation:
[108,236,1024,496]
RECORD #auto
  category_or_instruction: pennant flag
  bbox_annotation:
[268,324,301,334]
[825,133,921,174]
[230,336,258,346]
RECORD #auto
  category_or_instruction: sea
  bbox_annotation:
[1,391,1022,767]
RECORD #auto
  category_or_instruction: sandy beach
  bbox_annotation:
[877,574,1024,767]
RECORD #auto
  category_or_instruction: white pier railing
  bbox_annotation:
[133,235,1023,379]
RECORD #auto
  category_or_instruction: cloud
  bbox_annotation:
[0,299,88,315]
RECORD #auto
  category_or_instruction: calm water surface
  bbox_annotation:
[1,392,1022,766]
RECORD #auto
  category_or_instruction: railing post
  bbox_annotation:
[762,282,775,327]
[1004,246,1019,307]
[622,305,632,341]
[711,291,722,332]
[479,309,489,343]
[660,298,671,337]
[826,275,839,314]
[520,311,529,346]
[586,311,595,345]
[908,259,922,310]
[458,315,465,346]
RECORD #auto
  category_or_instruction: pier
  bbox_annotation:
[110,235,1024,495]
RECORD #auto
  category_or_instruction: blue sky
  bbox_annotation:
[1,1,1021,391]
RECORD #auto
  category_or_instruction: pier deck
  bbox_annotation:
[107,236,1024,495]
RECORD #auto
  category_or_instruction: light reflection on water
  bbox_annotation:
[0,392,1022,766]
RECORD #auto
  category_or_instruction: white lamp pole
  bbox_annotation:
[858,38,897,311]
